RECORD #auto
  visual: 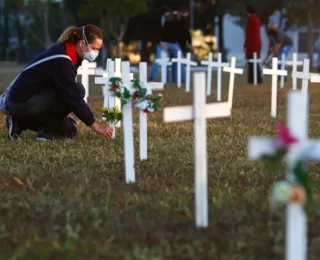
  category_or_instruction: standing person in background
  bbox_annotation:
[244,4,262,84]
[148,6,171,81]
[177,6,193,56]
[160,10,185,84]
[263,22,293,68]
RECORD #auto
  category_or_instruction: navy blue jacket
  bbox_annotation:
[8,44,95,126]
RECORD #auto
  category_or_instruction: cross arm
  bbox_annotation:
[95,77,109,85]
[310,74,320,83]
[164,102,231,123]
[248,136,278,160]
[262,68,287,76]
[248,137,320,162]
[95,68,106,76]
[223,67,243,74]
[302,140,320,161]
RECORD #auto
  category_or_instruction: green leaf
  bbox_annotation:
[293,161,313,200]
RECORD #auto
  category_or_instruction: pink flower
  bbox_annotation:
[276,123,299,148]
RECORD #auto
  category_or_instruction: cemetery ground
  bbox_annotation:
[0,63,320,259]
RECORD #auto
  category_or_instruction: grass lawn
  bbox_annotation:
[0,63,320,259]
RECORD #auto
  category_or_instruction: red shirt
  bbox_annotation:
[244,14,262,59]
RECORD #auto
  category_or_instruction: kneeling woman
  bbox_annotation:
[0,24,113,140]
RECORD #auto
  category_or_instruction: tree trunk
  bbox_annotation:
[43,8,51,49]
[218,14,227,61]
[116,41,121,58]
[307,0,314,68]
[2,6,8,60]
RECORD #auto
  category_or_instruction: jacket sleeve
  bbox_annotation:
[50,59,95,126]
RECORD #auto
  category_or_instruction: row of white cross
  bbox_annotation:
[165,72,320,260]
[76,56,244,161]
[77,56,319,260]
[156,51,229,101]
[263,56,320,117]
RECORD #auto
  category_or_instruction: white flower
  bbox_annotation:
[271,181,293,204]
[135,100,152,111]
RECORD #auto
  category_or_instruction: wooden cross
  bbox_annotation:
[77,60,97,103]
[248,52,262,86]
[278,53,287,89]
[180,52,197,92]
[286,53,303,90]
[163,72,232,227]
[248,91,320,260]
[156,51,172,84]
[201,52,228,100]
[291,59,310,93]
[138,62,164,161]
[171,50,183,88]
[121,61,135,183]
[263,57,288,117]
[223,57,243,108]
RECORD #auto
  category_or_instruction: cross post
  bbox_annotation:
[248,52,262,86]
[156,51,172,84]
[122,61,135,183]
[181,52,197,92]
[163,72,232,227]
[291,59,310,93]
[278,53,287,88]
[171,51,183,88]
[286,53,303,90]
[201,52,228,100]
[77,60,97,102]
[138,62,164,161]
[263,57,288,117]
[223,57,243,108]
[248,91,320,260]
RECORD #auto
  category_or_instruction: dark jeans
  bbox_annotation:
[247,62,263,84]
[7,90,77,137]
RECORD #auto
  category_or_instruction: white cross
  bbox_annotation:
[156,51,172,84]
[286,53,303,90]
[248,52,262,86]
[291,59,310,93]
[201,52,228,100]
[163,72,232,227]
[181,52,197,92]
[278,53,287,89]
[171,50,183,88]
[263,57,288,117]
[77,60,97,103]
[95,60,116,110]
[248,91,320,260]
[95,58,112,76]
[121,61,135,183]
[223,57,243,108]
[138,62,164,161]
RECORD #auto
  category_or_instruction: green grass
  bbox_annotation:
[0,64,320,259]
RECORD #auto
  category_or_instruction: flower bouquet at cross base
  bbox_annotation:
[260,123,319,213]
[108,77,163,113]
[101,106,123,127]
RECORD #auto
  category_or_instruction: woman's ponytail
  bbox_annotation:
[57,26,81,44]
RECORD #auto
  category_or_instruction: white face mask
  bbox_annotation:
[82,26,99,61]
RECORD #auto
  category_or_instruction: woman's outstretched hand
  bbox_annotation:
[90,122,113,139]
